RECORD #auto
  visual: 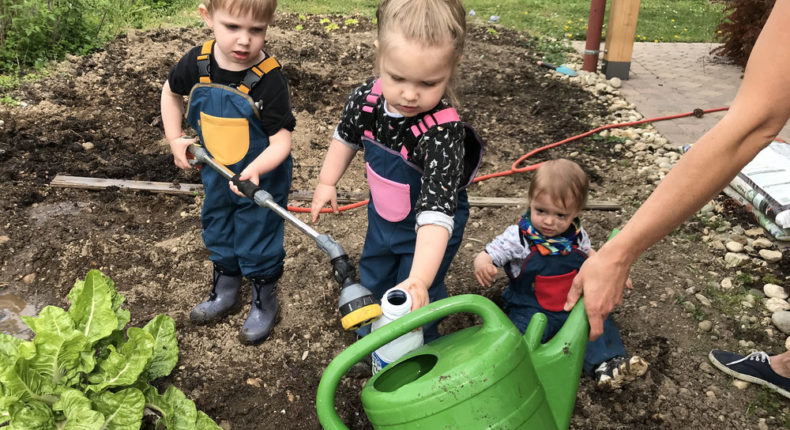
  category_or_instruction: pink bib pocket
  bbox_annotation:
[366,162,412,222]
[534,269,577,312]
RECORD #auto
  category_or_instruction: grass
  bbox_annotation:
[278,0,726,43]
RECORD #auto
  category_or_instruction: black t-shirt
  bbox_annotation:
[168,45,296,136]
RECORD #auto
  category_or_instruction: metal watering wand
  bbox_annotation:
[187,144,382,331]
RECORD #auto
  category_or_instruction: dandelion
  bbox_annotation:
[684,28,688,32]
[579,18,584,22]
[654,39,658,43]
[674,35,679,39]
[671,18,675,23]
[524,11,529,15]
[567,20,572,24]
[717,30,722,34]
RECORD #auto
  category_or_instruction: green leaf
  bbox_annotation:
[196,411,222,429]
[92,387,145,429]
[162,386,197,430]
[141,314,178,381]
[21,306,75,337]
[86,328,154,392]
[0,333,25,362]
[29,331,92,387]
[140,384,173,425]
[8,399,55,429]
[52,389,105,429]
[68,270,118,344]
[1,359,56,405]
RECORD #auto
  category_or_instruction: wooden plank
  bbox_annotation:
[50,175,620,209]
[50,175,202,195]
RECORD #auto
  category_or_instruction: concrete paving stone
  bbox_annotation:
[574,42,790,145]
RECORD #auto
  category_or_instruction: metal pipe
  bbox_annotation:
[583,0,607,72]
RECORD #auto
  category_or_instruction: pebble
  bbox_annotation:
[0,235,8,245]
[759,249,783,263]
[752,237,773,249]
[698,320,713,332]
[724,252,749,267]
[82,141,94,150]
[772,311,790,334]
[22,273,36,284]
[725,241,744,253]
[695,293,712,307]
[720,277,734,290]
[732,380,750,390]
[745,227,765,237]
[765,297,790,313]
[764,283,788,299]
[759,418,769,430]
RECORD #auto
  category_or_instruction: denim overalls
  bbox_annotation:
[185,40,292,280]
[504,235,627,375]
[356,79,483,342]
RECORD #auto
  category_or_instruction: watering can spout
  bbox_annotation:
[524,301,589,430]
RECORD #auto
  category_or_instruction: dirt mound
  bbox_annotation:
[0,13,785,429]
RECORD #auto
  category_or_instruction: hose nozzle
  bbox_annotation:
[338,283,381,331]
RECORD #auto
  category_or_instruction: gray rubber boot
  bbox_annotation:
[190,264,242,324]
[240,277,280,344]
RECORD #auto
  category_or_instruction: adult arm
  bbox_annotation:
[565,1,790,340]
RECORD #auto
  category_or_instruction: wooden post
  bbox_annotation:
[602,0,641,80]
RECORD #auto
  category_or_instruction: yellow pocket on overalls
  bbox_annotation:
[200,112,250,165]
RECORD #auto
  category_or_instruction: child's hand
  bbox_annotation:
[229,166,260,198]
[310,182,339,222]
[473,251,498,287]
[169,136,197,170]
[394,277,430,311]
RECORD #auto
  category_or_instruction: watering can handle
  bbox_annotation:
[316,294,514,430]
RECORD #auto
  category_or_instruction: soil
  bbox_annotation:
[1,14,789,430]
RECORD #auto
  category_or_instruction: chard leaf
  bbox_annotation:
[140,384,173,425]
[0,332,24,361]
[1,358,56,405]
[162,386,196,430]
[8,399,55,429]
[53,389,105,429]
[86,328,154,392]
[68,270,118,344]
[196,411,222,429]
[21,306,75,338]
[141,315,178,381]
[70,271,130,332]
[92,387,145,429]
[30,331,91,387]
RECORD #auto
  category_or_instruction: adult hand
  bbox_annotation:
[565,247,631,341]
[310,182,339,222]
[169,136,197,170]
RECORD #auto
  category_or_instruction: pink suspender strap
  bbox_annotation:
[409,108,460,138]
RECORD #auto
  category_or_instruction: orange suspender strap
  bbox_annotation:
[237,56,281,94]
[197,40,214,83]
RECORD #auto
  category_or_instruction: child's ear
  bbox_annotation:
[198,5,213,28]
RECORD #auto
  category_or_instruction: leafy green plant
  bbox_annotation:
[344,18,358,25]
[0,270,219,429]
[325,22,340,32]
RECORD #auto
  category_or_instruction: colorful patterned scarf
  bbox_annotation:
[517,210,581,256]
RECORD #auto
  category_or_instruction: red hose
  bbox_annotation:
[288,106,730,213]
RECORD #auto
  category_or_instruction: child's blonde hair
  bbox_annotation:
[529,159,589,212]
[375,0,467,104]
[202,0,277,23]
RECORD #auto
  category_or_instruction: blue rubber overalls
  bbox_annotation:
[504,230,627,375]
[357,79,484,342]
[185,40,292,280]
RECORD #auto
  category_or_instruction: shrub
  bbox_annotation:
[712,0,775,67]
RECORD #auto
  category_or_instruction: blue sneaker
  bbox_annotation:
[709,350,790,399]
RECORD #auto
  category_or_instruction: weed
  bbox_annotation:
[325,22,339,32]
[486,28,498,36]
[736,272,756,288]
[747,387,784,416]
[319,18,330,24]
[762,273,782,285]
[344,18,358,26]
[0,95,20,106]
[295,24,303,31]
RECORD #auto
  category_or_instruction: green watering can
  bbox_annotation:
[316,294,589,429]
